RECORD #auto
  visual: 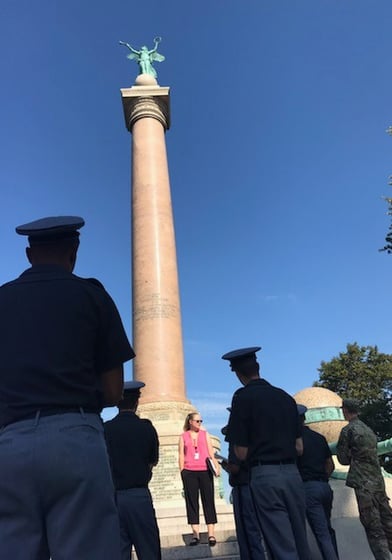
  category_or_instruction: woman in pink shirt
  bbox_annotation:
[178,411,219,546]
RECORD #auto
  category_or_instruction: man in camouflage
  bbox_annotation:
[337,398,392,560]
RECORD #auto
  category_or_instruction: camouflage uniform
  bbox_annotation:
[337,417,392,560]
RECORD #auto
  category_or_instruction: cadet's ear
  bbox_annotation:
[69,246,78,271]
[26,247,33,264]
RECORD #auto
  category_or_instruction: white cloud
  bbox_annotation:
[262,295,279,302]
[190,391,232,414]
[260,293,298,304]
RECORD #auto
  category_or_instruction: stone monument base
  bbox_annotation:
[138,401,225,505]
[136,401,234,558]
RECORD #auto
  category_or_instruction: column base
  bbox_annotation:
[138,401,226,504]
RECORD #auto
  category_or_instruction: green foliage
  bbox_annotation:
[380,127,392,253]
[380,194,392,253]
[315,342,392,408]
[360,399,392,440]
[314,342,392,471]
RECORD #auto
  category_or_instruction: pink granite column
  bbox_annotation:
[121,76,187,404]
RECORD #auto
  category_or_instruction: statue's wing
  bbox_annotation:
[126,53,138,61]
[152,53,165,63]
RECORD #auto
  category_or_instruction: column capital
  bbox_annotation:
[121,85,170,132]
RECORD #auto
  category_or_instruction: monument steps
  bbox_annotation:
[161,540,239,560]
[162,549,239,560]
[132,539,240,560]
[158,517,237,533]
[160,528,238,549]
[154,502,237,549]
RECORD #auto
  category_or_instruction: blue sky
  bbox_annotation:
[1,1,391,449]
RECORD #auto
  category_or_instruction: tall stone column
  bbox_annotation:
[121,74,187,405]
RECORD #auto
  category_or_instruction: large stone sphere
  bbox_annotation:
[293,387,347,443]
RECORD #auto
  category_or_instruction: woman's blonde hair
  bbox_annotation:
[183,411,199,431]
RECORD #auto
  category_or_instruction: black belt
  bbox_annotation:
[3,407,94,427]
[251,458,295,467]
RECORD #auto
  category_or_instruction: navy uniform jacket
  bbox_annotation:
[227,378,300,463]
[297,426,331,481]
[0,264,134,426]
[104,411,159,489]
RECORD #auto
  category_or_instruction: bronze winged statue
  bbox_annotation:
[119,37,165,79]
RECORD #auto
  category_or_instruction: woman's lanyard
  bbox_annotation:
[191,433,199,460]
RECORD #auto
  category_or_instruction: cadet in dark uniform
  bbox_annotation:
[0,216,135,560]
[221,409,268,560]
[296,404,339,560]
[104,381,161,560]
[224,347,310,560]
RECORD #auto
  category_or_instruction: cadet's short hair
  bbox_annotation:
[119,392,139,410]
[342,398,360,413]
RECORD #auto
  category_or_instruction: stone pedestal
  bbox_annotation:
[138,401,226,506]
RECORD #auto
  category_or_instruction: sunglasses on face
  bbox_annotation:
[193,419,203,423]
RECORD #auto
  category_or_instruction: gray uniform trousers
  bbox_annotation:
[303,480,339,560]
[232,484,267,559]
[0,412,121,560]
[116,487,161,560]
[250,463,310,560]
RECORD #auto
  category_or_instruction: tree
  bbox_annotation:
[314,342,392,471]
[380,126,392,253]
